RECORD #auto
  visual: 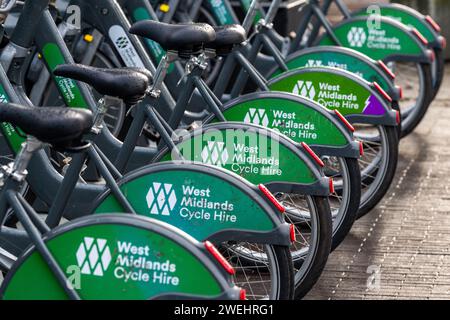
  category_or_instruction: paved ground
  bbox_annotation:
[306,65,450,300]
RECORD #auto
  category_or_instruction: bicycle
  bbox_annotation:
[0,2,331,299]
[0,64,296,300]
[194,0,436,138]
[0,103,243,300]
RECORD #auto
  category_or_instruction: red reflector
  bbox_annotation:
[258,184,285,213]
[334,109,355,132]
[373,82,393,103]
[396,111,401,125]
[442,37,447,49]
[412,28,428,46]
[289,224,297,242]
[359,141,364,156]
[426,15,441,33]
[205,241,235,275]
[301,142,325,167]
[378,60,396,79]
[239,289,247,300]
[329,177,335,194]
[395,85,403,99]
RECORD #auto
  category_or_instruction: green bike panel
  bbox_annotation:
[213,98,347,146]
[0,86,24,153]
[132,8,174,73]
[270,51,391,90]
[160,128,316,185]
[269,69,387,117]
[207,0,236,25]
[2,224,221,300]
[94,170,275,240]
[42,43,90,108]
[319,20,423,60]
[354,7,437,43]
[239,0,262,25]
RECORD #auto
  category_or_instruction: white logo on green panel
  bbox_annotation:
[201,141,229,166]
[146,183,177,215]
[293,81,316,100]
[244,108,270,126]
[347,27,367,47]
[76,237,112,277]
[306,59,323,67]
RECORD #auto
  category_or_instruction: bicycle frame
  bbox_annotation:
[0,0,330,225]
[0,146,239,299]
[0,137,83,299]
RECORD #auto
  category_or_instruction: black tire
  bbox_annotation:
[293,195,332,300]
[431,48,445,100]
[330,158,361,251]
[266,245,295,300]
[400,62,433,138]
[357,125,399,218]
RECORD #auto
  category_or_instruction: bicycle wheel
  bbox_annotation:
[392,62,433,138]
[356,125,399,218]
[431,48,445,100]
[325,157,361,251]
[280,195,332,299]
[221,243,294,300]
[223,195,331,299]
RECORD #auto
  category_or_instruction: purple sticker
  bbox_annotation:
[362,95,386,116]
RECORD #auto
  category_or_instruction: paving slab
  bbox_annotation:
[306,65,450,300]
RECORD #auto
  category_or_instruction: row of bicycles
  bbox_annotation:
[0,0,444,300]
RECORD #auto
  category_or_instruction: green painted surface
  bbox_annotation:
[42,43,89,108]
[269,69,387,117]
[160,128,316,185]
[214,97,347,146]
[270,51,391,91]
[354,6,437,43]
[0,86,24,153]
[319,20,423,60]
[3,224,221,300]
[239,0,262,24]
[95,170,274,240]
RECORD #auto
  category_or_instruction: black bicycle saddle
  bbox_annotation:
[129,21,216,56]
[54,64,152,105]
[0,104,93,149]
[206,25,247,55]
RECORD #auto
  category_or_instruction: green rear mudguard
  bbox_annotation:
[1,215,240,300]
[153,122,331,197]
[267,66,398,127]
[203,91,361,159]
[267,46,401,101]
[352,3,445,50]
[93,162,292,246]
[317,16,434,64]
